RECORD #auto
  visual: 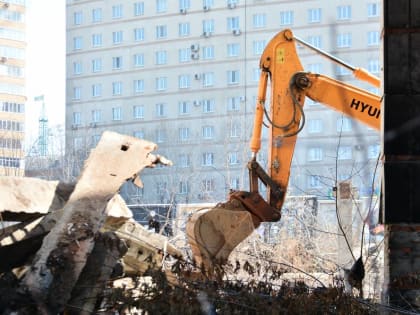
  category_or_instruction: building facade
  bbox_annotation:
[65,0,381,204]
[0,0,26,176]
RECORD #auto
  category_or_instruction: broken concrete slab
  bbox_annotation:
[0,178,74,221]
[19,131,166,313]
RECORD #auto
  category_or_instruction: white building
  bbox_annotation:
[65,0,381,204]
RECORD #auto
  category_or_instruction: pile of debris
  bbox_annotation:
[0,131,378,314]
[0,132,181,314]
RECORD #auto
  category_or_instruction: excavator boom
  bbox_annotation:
[187,29,381,272]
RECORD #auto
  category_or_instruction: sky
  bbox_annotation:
[25,0,66,147]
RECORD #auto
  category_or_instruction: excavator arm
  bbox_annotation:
[187,29,381,272]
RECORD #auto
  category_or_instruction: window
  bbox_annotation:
[91,134,100,147]
[202,99,215,113]
[227,70,239,84]
[0,120,24,133]
[336,65,351,76]
[367,3,379,17]
[92,8,102,22]
[179,48,191,62]
[179,75,191,89]
[73,137,83,150]
[155,103,166,117]
[133,105,144,119]
[74,11,83,25]
[280,11,294,25]
[308,147,323,161]
[112,4,123,19]
[252,68,261,82]
[73,61,82,75]
[179,181,189,194]
[155,50,167,65]
[230,122,240,137]
[253,13,266,28]
[202,46,214,59]
[92,109,102,123]
[0,29,24,42]
[134,28,145,41]
[202,125,214,139]
[202,153,214,166]
[92,58,102,72]
[337,117,352,132]
[179,0,190,10]
[336,33,352,48]
[113,31,123,44]
[178,153,190,167]
[309,175,321,188]
[228,151,239,165]
[155,77,167,91]
[338,146,352,160]
[367,31,379,46]
[308,8,321,23]
[337,5,351,20]
[227,16,240,32]
[112,81,122,95]
[156,0,167,13]
[368,144,380,159]
[203,0,214,8]
[92,84,102,97]
[73,37,82,50]
[202,72,214,87]
[368,59,380,74]
[368,87,380,95]
[156,182,167,195]
[2,65,23,78]
[91,34,102,47]
[179,22,190,37]
[134,54,144,67]
[156,129,166,143]
[133,130,144,139]
[112,107,122,120]
[202,19,215,34]
[179,101,190,115]
[1,102,24,113]
[156,25,167,39]
[307,36,322,48]
[307,119,323,133]
[307,63,322,73]
[230,178,240,190]
[179,127,190,141]
[73,112,82,125]
[253,40,266,55]
[201,179,214,192]
[134,79,144,93]
[134,2,144,16]
[73,87,81,100]
[112,56,123,69]
[227,43,240,57]
[227,97,241,111]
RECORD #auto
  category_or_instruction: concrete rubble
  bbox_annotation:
[0,131,182,314]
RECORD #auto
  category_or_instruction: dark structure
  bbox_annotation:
[383,0,420,311]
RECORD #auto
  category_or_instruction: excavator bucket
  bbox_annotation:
[186,199,260,272]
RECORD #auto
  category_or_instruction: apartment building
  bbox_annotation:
[66,0,381,204]
[0,0,26,176]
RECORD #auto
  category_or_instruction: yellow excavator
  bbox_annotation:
[186,29,381,271]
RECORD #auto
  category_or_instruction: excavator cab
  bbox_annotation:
[186,29,381,272]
